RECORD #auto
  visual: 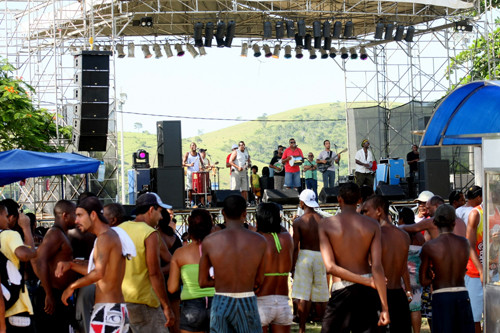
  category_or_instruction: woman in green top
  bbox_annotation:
[168,209,215,333]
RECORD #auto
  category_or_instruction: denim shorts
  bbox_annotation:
[285,171,301,188]
[180,297,212,332]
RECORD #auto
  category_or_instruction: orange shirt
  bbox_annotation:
[466,205,483,278]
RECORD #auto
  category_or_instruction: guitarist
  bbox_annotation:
[269,145,285,190]
[354,139,375,189]
[317,140,340,188]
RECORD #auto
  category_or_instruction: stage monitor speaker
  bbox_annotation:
[150,167,185,209]
[418,159,450,198]
[375,184,406,200]
[319,187,339,204]
[157,121,182,167]
[211,190,242,207]
[263,189,300,205]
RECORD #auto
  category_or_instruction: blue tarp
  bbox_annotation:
[421,81,500,147]
[0,149,100,186]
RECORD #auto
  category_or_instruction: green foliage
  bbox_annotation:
[0,58,71,152]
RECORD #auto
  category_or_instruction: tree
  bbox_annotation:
[0,58,71,152]
[134,122,143,132]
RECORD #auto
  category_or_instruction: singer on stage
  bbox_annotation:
[183,142,201,207]
[354,139,375,189]
[229,141,251,201]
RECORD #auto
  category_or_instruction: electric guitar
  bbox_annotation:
[318,148,347,173]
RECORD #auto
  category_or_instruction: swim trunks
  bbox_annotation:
[421,285,432,319]
[257,295,293,327]
[291,249,329,302]
[407,245,422,312]
[431,288,474,333]
[386,288,411,333]
[210,292,261,333]
[90,303,129,333]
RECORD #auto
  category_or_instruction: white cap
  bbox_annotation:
[299,189,319,208]
[416,190,434,203]
[231,144,238,150]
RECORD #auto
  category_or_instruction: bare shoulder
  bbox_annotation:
[393,224,411,243]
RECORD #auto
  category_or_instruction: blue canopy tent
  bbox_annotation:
[0,149,100,186]
[421,81,500,147]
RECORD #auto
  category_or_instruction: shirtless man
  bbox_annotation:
[57,197,132,333]
[255,203,293,333]
[362,195,411,333]
[318,183,389,332]
[419,204,474,333]
[199,195,267,332]
[33,200,78,333]
[291,189,329,333]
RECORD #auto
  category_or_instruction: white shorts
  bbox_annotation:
[465,275,483,322]
[186,171,193,190]
[257,295,293,326]
[231,169,248,191]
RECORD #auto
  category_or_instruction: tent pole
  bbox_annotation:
[60,175,64,199]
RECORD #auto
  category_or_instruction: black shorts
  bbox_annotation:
[180,297,212,332]
[321,284,381,333]
[386,288,411,333]
[431,291,474,333]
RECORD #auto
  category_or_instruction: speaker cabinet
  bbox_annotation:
[150,167,185,209]
[375,184,406,200]
[319,187,339,204]
[418,159,450,198]
[211,190,242,207]
[263,189,300,205]
[157,121,182,167]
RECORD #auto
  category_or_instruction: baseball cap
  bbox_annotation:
[416,190,434,203]
[466,185,482,199]
[199,148,207,153]
[231,144,238,150]
[136,192,172,210]
[278,145,285,149]
[299,189,319,208]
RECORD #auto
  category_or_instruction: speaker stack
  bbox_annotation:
[72,51,111,151]
[319,186,340,204]
[263,189,300,205]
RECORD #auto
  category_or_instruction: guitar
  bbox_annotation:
[317,148,347,173]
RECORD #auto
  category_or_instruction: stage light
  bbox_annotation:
[186,44,199,58]
[324,37,332,50]
[216,21,226,47]
[340,47,348,59]
[455,20,473,32]
[153,43,162,58]
[394,25,405,41]
[329,47,337,58]
[323,21,331,37]
[360,46,368,60]
[314,37,322,49]
[294,33,304,48]
[375,22,384,39]
[304,34,312,50]
[320,48,328,59]
[241,43,248,57]
[263,21,272,39]
[309,48,317,59]
[272,45,281,58]
[297,19,306,37]
[295,47,303,59]
[405,26,415,42]
[385,23,394,40]
[133,149,150,169]
[253,44,261,57]
[116,44,125,58]
[141,45,152,58]
[286,21,295,38]
[344,21,353,38]
[284,45,292,58]
[198,46,207,56]
[127,42,135,57]
[163,42,174,58]
[349,47,357,59]
[194,22,204,47]
[313,21,321,38]
[140,17,153,27]
[225,21,236,47]
[263,44,272,58]
[276,21,284,39]
[175,44,185,56]
[205,22,214,47]
[332,21,342,38]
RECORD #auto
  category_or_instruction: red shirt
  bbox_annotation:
[282,147,303,173]
[226,153,232,175]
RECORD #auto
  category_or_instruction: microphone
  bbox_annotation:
[333,143,338,149]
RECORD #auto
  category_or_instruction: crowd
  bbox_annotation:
[0,182,485,333]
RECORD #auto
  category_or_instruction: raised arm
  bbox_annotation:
[399,219,432,234]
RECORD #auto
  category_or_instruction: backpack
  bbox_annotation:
[0,230,25,310]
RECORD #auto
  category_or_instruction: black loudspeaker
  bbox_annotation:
[319,187,339,204]
[157,121,182,167]
[73,51,111,152]
[376,184,406,200]
[122,204,135,218]
[211,190,242,207]
[150,167,185,209]
[418,159,450,198]
[263,189,300,205]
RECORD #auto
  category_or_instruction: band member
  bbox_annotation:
[229,141,251,201]
[183,142,201,206]
[317,140,340,189]
[354,139,375,190]
[282,138,304,191]
[269,145,285,190]
[199,149,211,171]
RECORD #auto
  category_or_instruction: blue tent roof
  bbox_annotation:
[0,150,100,186]
[421,81,500,147]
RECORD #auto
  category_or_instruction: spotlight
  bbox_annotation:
[216,21,226,47]
[295,47,303,59]
[349,47,357,59]
[455,20,473,32]
[153,43,162,58]
[141,45,152,58]
[133,149,150,169]
[116,44,125,58]
[329,47,337,58]
[225,21,236,47]
[294,33,303,48]
[384,23,394,40]
[263,44,272,58]
[313,21,322,38]
[394,25,405,41]
[276,21,284,39]
[324,37,332,50]
[332,21,342,38]
[175,44,184,56]
[252,44,261,57]
[205,22,214,47]
[309,48,317,59]
[140,17,153,27]
[340,47,348,59]
[272,45,280,59]
[374,22,384,39]
[344,21,353,38]
[297,19,306,37]
[241,43,248,57]
[194,22,204,47]
[198,46,207,56]
[163,42,174,58]
[320,48,328,59]
[263,21,272,39]
[360,46,368,60]
[186,44,199,58]
[304,34,312,50]
[405,26,415,42]
[127,42,135,58]
[323,21,331,37]
[284,45,292,58]
[286,20,295,38]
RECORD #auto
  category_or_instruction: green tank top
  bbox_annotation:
[180,264,215,300]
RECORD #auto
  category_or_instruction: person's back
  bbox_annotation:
[381,225,410,288]
[294,211,321,252]
[258,230,292,296]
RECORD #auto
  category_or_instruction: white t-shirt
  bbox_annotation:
[456,206,474,226]
[355,149,374,173]
[318,150,338,172]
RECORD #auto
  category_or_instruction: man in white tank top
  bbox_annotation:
[229,141,251,202]
[183,142,201,206]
